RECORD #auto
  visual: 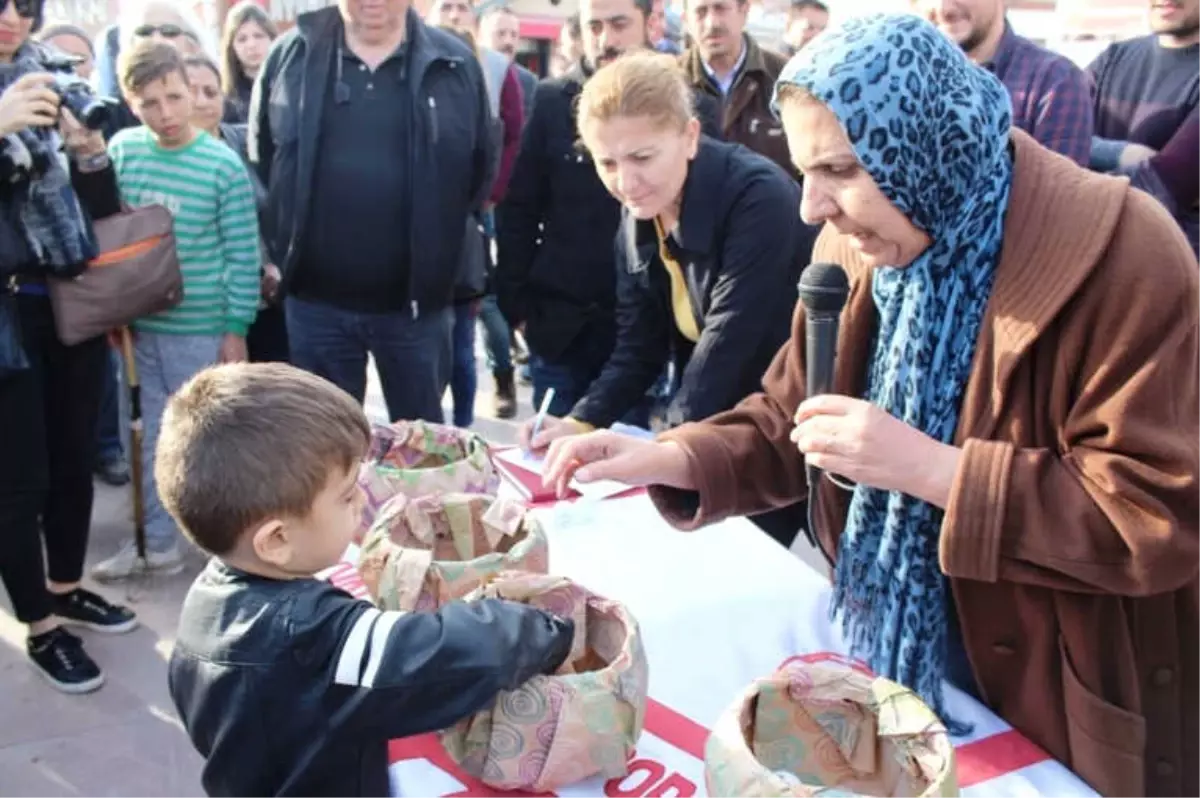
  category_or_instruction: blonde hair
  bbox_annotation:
[120,0,215,56]
[576,51,695,135]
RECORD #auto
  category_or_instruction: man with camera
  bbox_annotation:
[1,0,138,695]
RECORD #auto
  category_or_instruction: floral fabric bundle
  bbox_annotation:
[357,493,548,611]
[357,420,499,541]
[440,572,649,792]
[704,660,957,797]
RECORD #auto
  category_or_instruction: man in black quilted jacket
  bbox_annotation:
[496,0,721,423]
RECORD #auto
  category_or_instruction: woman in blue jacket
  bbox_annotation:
[522,50,817,546]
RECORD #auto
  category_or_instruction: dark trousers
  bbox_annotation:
[528,336,650,427]
[478,294,512,374]
[94,346,122,462]
[0,295,106,623]
[286,295,453,423]
[247,303,289,364]
[449,301,477,428]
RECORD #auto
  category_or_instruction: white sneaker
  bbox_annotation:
[90,541,184,582]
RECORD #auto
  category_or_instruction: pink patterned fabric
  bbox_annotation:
[357,493,548,612]
[704,661,957,797]
[441,572,649,792]
[356,420,500,542]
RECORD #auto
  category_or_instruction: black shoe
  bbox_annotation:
[52,588,138,634]
[94,455,131,486]
[493,369,517,420]
[27,628,104,694]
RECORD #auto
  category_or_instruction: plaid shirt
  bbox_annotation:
[987,22,1093,166]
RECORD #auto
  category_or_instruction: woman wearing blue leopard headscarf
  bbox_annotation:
[774,10,1016,732]
[543,13,1199,797]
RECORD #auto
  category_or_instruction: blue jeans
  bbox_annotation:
[94,347,122,462]
[478,294,512,373]
[136,332,221,553]
[450,302,477,428]
[286,296,453,423]
[529,352,651,427]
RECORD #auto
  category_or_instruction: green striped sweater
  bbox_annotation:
[108,127,260,336]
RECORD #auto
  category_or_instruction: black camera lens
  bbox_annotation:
[75,98,111,130]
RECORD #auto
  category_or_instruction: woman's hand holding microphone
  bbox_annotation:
[528,395,963,506]
[790,394,962,509]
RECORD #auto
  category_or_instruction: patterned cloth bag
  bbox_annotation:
[705,660,957,797]
[441,572,649,792]
[357,421,500,541]
[357,493,548,611]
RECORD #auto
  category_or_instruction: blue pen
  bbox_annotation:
[530,387,556,447]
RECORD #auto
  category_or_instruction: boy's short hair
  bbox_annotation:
[155,363,371,556]
[119,39,188,97]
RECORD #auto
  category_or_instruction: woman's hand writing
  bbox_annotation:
[542,431,695,499]
[791,394,962,508]
[0,73,59,138]
[518,414,591,453]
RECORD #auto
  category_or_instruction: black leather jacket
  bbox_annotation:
[248,7,496,315]
[169,560,573,797]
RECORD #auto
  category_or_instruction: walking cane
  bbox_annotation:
[118,327,148,563]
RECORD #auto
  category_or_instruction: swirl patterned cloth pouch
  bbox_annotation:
[705,661,957,797]
[441,572,649,792]
[357,494,549,611]
[356,421,500,542]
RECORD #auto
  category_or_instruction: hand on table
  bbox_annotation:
[542,431,694,499]
[0,73,59,138]
[219,334,248,364]
[791,394,961,509]
[519,414,590,453]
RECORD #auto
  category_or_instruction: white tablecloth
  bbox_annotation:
[324,492,1097,797]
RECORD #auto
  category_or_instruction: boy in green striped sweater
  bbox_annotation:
[93,41,261,582]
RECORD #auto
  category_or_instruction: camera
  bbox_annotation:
[1,46,116,180]
[38,51,113,131]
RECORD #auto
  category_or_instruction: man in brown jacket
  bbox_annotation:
[680,0,796,180]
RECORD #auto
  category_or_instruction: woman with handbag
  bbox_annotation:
[0,18,138,695]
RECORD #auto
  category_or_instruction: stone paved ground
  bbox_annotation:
[0,355,822,796]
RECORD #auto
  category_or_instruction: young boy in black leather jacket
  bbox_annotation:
[159,362,574,797]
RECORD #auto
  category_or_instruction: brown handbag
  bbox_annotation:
[47,204,184,346]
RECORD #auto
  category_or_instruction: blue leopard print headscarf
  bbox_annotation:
[773,14,1013,731]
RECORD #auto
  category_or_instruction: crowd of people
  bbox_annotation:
[0,0,1196,794]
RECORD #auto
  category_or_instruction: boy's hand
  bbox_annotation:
[219,334,248,364]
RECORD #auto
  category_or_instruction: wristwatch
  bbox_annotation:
[76,152,111,172]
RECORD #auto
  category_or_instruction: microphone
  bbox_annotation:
[796,263,850,566]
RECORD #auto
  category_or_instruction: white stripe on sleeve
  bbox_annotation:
[360,611,405,688]
[334,607,381,686]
